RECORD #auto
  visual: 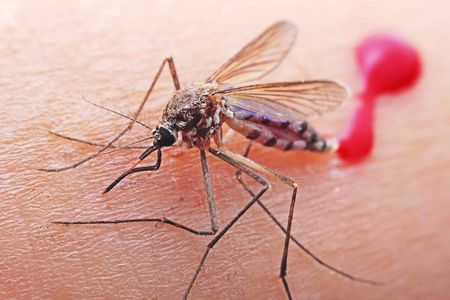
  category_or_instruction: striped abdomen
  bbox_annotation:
[224,105,331,152]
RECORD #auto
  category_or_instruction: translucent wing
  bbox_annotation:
[219,80,350,119]
[207,21,297,85]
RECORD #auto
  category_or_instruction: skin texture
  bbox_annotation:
[1,1,449,299]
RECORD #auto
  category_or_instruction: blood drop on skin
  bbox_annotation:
[337,34,421,161]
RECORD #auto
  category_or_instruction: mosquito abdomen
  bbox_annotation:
[225,115,331,152]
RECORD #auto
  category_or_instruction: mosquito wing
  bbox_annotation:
[219,80,350,120]
[207,21,297,85]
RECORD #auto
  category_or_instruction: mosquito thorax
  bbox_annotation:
[152,124,177,147]
[161,82,222,149]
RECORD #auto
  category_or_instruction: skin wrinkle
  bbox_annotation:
[1,1,449,300]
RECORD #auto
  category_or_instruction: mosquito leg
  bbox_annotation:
[280,180,297,300]
[182,147,269,299]
[38,57,180,172]
[54,150,220,236]
[231,142,297,299]
[232,142,365,297]
[234,142,254,195]
[209,146,299,299]
[199,150,219,233]
[55,218,213,236]
[253,194,381,285]
[48,130,147,150]
[57,148,219,234]
[235,142,380,285]
[48,131,113,147]
[106,150,219,230]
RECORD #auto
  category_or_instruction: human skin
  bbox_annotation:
[1,1,449,299]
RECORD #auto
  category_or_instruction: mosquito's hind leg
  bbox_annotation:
[235,141,381,286]
[209,145,298,299]
[38,57,180,172]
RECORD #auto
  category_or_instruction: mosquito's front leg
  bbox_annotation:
[54,149,219,237]
[38,57,180,172]
[103,149,217,234]
[47,130,149,151]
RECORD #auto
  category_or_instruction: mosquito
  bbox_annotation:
[40,21,380,299]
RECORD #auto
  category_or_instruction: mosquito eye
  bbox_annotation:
[158,126,177,146]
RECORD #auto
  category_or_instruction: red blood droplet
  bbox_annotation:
[356,34,422,98]
[337,34,421,162]
[337,98,375,161]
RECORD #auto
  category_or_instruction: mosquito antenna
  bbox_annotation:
[82,95,151,129]
[103,137,154,155]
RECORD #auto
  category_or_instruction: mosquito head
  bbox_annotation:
[152,123,178,148]
[136,123,176,161]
